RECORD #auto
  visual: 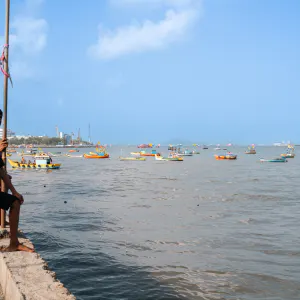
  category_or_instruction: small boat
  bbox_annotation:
[214,147,221,151]
[260,157,287,163]
[84,153,109,159]
[17,151,36,157]
[137,143,153,148]
[281,153,295,158]
[69,149,79,153]
[155,154,183,161]
[168,145,178,151]
[192,150,200,154]
[48,152,62,157]
[130,152,140,156]
[140,149,160,157]
[84,142,109,159]
[281,144,295,158]
[177,149,193,156]
[215,153,237,160]
[8,153,61,169]
[245,145,256,154]
[65,154,83,158]
[119,157,146,161]
[202,145,209,150]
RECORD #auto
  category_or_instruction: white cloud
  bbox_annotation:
[10,17,47,55]
[88,0,201,60]
[0,0,47,80]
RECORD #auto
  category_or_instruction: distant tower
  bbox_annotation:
[55,125,59,138]
[88,124,91,144]
[77,128,81,142]
[71,132,74,145]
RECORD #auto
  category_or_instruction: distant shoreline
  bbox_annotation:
[8,145,94,149]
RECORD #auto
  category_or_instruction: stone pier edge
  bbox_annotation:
[0,229,76,300]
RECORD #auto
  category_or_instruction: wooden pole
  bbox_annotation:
[1,0,11,229]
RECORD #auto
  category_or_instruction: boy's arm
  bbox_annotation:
[0,168,24,203]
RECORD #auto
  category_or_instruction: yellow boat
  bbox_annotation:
[84,153,109,159]
[281,144,295,158]
[84,142,110,159]
[8,153,61,169]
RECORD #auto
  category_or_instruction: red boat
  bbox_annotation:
[137,144,153,148]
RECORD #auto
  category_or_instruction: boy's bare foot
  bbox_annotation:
[0,243,34,253]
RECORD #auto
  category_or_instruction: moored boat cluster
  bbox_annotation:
[7,143,296,170]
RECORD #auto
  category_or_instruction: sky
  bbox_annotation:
[0,0,299,145]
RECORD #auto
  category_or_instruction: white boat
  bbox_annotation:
[177,150,193,156]
[65,154,83,158]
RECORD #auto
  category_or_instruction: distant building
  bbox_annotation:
[0,128,16,139]
[64,134,72,145]
[59,132,64,139]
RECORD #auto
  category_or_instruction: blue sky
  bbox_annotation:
[0,0,299,144]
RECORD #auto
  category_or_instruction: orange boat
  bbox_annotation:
[140,150,160,157]
[84,153,109,159]
[214,153,237,160]
[140,153,158,157]
[69,149,79,153]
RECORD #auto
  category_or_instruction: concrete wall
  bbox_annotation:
[0,229,75,300]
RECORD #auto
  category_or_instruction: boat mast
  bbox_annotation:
[1,0,10,229]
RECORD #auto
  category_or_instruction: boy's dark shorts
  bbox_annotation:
[0,192,18,210]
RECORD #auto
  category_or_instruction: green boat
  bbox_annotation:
[155,154,183,161]
[260,157,287,163]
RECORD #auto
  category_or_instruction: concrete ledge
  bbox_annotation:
[0,230,75,300]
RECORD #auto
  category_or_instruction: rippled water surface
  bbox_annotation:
[9,146,300,299]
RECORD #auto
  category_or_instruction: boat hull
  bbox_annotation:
[155,155,183,161]
[84,154,109,159]
[119,157,146,161]
[280,154,295,158]
[260,158,287,163]
[130,152,140,156]
[156,157,183,161]
[8,159,61,169]
[214,155,237,160]
[17,153,36,157]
